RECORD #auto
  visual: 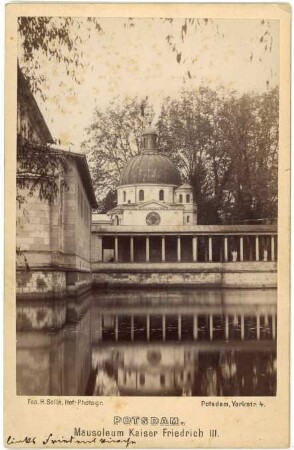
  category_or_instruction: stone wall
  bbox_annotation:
[16,158,93,297]
[17,188,51,256]
[122,208,184,226]
[91,235,103,262]
[63,162,91,271]
[92,262,277,289]
[117,184,175,205]
[16,270,67,297]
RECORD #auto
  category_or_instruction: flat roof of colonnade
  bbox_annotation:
[91,224,277,235]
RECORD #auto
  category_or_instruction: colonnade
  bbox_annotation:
[104,234,277,263]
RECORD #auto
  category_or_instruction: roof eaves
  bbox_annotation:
[17,65,54,144]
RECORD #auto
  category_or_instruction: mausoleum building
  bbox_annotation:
[91,127,277,288]
[107,127,197,227]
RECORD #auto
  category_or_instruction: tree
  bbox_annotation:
[18,17,103,97]
[82,97,154,210]
[157,87,278,224]
[18,16,274,99]
[217,89,278,223]
[17,16,278,221]
[157,88,233,223]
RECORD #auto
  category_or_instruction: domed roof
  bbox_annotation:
[118,153,182,186]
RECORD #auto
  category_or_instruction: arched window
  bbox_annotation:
[114,215,119,225]
[139,374,145,385]
[186,194,190,203]
[139,189,144,201]
[187,215,190,223]
[159,189,164,201]
[160,374,165,386]
[123,191,126,202]
[179,194,183,203]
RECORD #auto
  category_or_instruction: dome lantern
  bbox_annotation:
[141,125,158,153]
[117,125,182,187]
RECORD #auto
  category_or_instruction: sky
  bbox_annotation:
[18,17,279,149]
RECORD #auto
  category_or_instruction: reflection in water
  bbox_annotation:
[16,289,277,396]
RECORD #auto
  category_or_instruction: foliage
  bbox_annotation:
[85,88,278,223]
[18,16,274,98]
[82,97,154,210]
[16,16,278,221]
[17,135,69,206]
[18,17,103,97]
[99,189,117,214]
[157,87,278,223]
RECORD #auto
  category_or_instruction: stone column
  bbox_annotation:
[114,237,118,262]
[161,236,165,262]
[192,237,198,262]
[177,237,181,262]
[208,237,213,262]
[255,236,260,261]
[209,314,213,340]
[256,315,260,340]
[146,237,150,262]
[162,315,166,341]
[178,315,182,340]
[225,315,229,341]
[240,237,244,262]
[146,315,150,341]
[97,236,103,261]
[272,315,276,339]
[115,316,118,341]
[130,237,134,262]
[224,237,228,262]
[193,315,198,340]
[241,315,245,340]
[131,316,134,341]
[271,236,275,261]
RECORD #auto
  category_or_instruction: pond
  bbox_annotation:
[16,288,277,397]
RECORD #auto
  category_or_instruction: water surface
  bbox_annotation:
[16,289,277,396]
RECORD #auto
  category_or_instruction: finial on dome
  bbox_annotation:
[142,123,158,153]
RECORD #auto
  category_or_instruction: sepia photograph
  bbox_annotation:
[15,14,280,399]
[4,3,291,447]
